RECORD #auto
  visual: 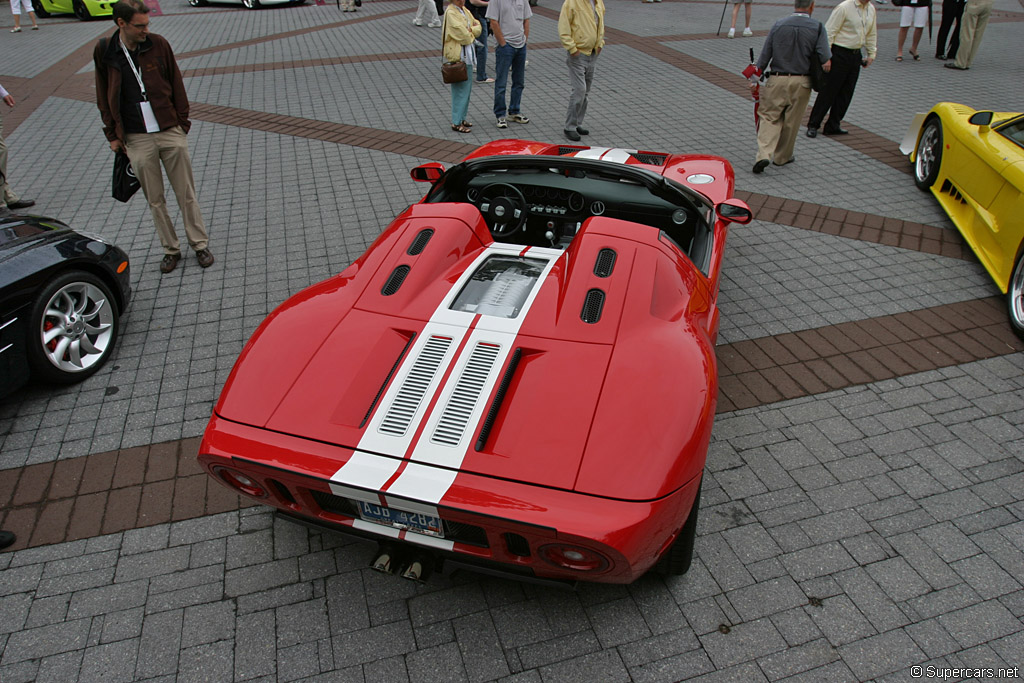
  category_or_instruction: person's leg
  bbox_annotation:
[157,127,209,253]
[508,45,526,116]
[564,52,587,131]
[774,79,812,164]
[580,53,596,128]
[755,78,785,167]
[729,3,740,31]
[948,0,964,58]
[953,0,979,68]
[451,79,472,126]
[744,2,752,31]
[896,26,908,57]
[10,0,20,31]
[493,44,512,120]
[807,49,844,131]
[961,0,991,67]
[910,26,924,54]
[414,0,433,25]
[0,112,19,205]
[126,132,180,256]
[475,30,488,81]
[824,51,859,131]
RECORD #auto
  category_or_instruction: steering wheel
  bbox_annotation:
[478,183,528,237]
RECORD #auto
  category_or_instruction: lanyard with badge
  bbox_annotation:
[119,38,161,133]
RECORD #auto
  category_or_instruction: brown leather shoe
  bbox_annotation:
[160,253,181,274]
[196,248,215,268]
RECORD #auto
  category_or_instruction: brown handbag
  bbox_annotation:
[442,60,468,84]
[440,12,469,84]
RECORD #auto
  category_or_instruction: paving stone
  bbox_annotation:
[453,611,512,682]
[698,617,787,669]
[235,610,277,681]
[79,637,139,682]
[837,630,927,681]
[938,601,1024,649]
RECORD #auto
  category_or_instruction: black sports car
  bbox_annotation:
[0,212,131,399]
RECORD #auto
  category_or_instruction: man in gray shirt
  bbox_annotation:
[752,0,831,174]
[487,0,532,128]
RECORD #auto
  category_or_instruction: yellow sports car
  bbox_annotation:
[31,0,113,20]
[905,103,1024,339]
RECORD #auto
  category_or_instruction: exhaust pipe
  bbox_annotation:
[371,543,400,573]
[401,560,424,581]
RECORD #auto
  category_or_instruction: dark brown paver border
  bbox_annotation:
[2,297,1020,552]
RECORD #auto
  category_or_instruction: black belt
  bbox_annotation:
[769,72,807,77]
[833,45,862,53]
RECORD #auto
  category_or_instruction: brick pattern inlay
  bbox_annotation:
[717,296,1024,411]
[0,439,256,552]
[2,299,1020,552]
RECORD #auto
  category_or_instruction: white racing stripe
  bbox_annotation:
[331,243,563,507]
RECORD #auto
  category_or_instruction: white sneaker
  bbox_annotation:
[727,28,735,38]
[427,19,441,27]
[497,118,508,129]
[742,27,753,37]
[413,18,423,25]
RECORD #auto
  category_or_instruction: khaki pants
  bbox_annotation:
[125,126,209,256]
[755,74,812,165]
[953,0,992,69]
[0,108,20,205]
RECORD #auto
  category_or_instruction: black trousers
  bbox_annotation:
[936,0,965,58]
[807,45,861,132]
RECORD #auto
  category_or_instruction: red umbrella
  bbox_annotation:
[741,48,763,131]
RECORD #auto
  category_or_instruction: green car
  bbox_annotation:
[32,0,114,20]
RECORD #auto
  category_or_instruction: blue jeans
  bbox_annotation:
[493,43,526,119]
[473,31,488,81]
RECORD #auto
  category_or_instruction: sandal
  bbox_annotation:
[895,55,903,62]
[451,123,471,133]
[910,50,920,61]
[461,120,473,128]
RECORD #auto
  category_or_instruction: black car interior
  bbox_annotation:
[422,157,717,274]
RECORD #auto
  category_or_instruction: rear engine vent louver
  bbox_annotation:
[379,336,453,436]
[407,229,434,255]
[631,152,667,166]
[581,289,605,324]
[594,248,616,277]
[431,342,502,447]
[381,265,411,296]
[557,146,585,155]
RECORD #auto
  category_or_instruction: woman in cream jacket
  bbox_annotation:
[443,0,481,133]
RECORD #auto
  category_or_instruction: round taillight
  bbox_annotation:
[212,466,268,498]
[538,544,610,572]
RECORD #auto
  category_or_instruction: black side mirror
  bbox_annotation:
[969,111,994,128]
[715,199,753,225]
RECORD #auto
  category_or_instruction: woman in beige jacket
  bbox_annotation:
[443,0,481,133]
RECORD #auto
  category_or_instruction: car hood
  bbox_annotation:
[217,203,715,500]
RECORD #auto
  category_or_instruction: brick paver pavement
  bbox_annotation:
[1,0,1023,680]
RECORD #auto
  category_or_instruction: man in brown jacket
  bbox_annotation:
[94,0,212,274]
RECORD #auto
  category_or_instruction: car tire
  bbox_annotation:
[914,118,943,190]
[72,0,91,19]
[1009,250,1024,340]
[242,0,261,8]
[31,0,49,17]
[26,271,120,385]
[189,0,209,6]
[657,479,701,575]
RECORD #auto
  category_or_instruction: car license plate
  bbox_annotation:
[358,501,444,538]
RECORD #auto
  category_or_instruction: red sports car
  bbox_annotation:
[199,140,752,585]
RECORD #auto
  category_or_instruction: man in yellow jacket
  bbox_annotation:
[558,0,605,141]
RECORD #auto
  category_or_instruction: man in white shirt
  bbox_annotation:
[487,0,532,129]
[806,0,876,138]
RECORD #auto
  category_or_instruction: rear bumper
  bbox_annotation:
[200,413,701,584]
